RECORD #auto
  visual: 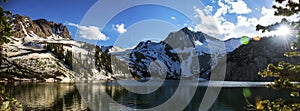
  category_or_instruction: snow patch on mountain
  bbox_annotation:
[119,28,242,80]
[1,14,114,81]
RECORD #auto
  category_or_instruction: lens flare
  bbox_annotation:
[277,25,291,36]
[253,36,261,41]
[243,88,252,98]
[240,36,250,45]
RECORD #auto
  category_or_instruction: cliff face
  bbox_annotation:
[124,28,240,80]
[1,14,116,81]
[10,14,71,39]
[225,37,300,81]
[0,14,75,82]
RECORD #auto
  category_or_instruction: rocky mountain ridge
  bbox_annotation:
[0,14,99,82]
[123,27,240,80]
[121,27,299,81]
[0,14,73,82]
[10,14,71,39]
[2,14,298,82]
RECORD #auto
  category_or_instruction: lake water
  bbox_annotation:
[1,81,294,111]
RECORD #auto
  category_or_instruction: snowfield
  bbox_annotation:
[1,28,115,81]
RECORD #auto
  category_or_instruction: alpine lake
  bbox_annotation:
[1,80,294,111]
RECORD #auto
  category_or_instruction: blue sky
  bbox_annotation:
[1,0,299,48]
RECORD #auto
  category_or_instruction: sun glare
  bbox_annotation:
[277,25,291,36]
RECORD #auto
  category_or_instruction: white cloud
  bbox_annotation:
[257,6,298,26]
[237,16,258,27]
[192,0,300,40]
[214,0,230,18]
[192,2,256,40]
[221,21,236,36]
[114,24,127,34]
[272,0,299,8]
[213,0,251,16]
[194,7,221,38]
[193,0,249,39]
[257,6,281,26]
[227,6,299,38]
[171,16,176,20]
[188,27,195,31]
[68,23,108,40]
[193,5,239,39]
[204,5,213,15]
[228,0,252,14]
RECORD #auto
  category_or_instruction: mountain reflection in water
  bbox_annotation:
[1,81,294,111]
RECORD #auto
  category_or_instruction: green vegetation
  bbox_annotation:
[0,0,8,2]
[94,46,136,79]
[0,86,22,111]
[0,2,23,110]
[95,46,112,73]
[0,7,11,45]
[253,0,300,110]
[47,43,72,69]
[0,2,12,60]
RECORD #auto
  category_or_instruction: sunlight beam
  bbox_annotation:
[277,25,291,37]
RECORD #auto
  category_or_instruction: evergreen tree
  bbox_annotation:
[95,46,112,73]
[65,50,72,68]
[0,0,9,2]
[254,0,300,110]
[0,1,12,61]
[0,1,23,110]
[0,7,11,45]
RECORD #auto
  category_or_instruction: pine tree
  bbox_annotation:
[0,1,12,60]
[65,50,72,69]
[254,0,300,110]
[0,1,23,110]
[0,7,11,45]
[0,0,9,2]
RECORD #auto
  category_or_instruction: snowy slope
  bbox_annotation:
[128,41,181,79]
[62,27,241,80]
[1,14,245,81]
[114,28,241,80]
[1,14,113,81]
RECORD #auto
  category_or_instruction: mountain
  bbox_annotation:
[10,14,71,39]
[115,27,298,81]
[1,14,73,82]
[225,37,300,81]
[119,27,241,80]
[164,27,240,55]
[0,14,113,82]
[2,14,296,82]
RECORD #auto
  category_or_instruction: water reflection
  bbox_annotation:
[76,80,199,110]
[1,81,295,111]
[208,88,294,111]
[3,83,89,111]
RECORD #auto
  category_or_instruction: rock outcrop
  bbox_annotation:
[10,14,71,39]
[0,14,75,82]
